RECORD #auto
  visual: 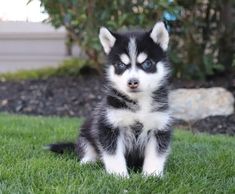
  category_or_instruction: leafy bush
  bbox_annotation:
[55,58,92,76]
[32,0,234,79]
[169,0,235,79]
[31,0,179,72]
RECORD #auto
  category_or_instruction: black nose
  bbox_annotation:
[128,78,139,89]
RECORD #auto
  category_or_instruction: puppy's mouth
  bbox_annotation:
[128,89,141,93]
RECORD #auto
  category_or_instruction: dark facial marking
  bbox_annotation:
[114,61,130,75]
[138,59,157,73]
[107,33,130,75]
[135,31,167,74]
[136,32,166,62]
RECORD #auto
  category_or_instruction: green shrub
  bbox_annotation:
[169,0,235,79]
[30,0,234,80]
[55,58,91,76]
[29,0,179,72]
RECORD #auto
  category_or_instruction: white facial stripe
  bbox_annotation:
[128,38,137,66]
[137,52,147,64]
[120,54,130,65]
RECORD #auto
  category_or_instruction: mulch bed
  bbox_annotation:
[0,75,234,135]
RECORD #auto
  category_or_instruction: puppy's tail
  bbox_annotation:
[44,142,75,154]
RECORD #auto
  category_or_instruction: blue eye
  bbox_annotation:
[142,60,152,70]
[117,62,126,69]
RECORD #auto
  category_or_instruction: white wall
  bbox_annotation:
[0,21,80,73]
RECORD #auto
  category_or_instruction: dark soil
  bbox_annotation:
[0,76,103,118]
[0,74,234,135]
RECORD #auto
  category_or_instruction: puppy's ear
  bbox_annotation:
[150,22,169,51]
[99,27,116,54]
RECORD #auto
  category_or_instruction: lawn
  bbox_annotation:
[0,113,234,194]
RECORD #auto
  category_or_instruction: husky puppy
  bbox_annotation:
[49,21,172,178]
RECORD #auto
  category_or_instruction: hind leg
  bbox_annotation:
[76,137,98,164]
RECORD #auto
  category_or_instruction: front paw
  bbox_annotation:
[102,151,129,178]
[142,165,164,177]
[106,167,129,178]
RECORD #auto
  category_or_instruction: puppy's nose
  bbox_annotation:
[128,78,139,89]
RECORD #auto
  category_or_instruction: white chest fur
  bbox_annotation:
[106,95,171,131]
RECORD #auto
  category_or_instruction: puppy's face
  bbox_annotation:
[99,22,170,97]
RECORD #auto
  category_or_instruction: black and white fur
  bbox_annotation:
[48,22,172,178]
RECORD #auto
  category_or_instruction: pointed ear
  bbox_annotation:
[99,27,116,54]
[150,22,169,51]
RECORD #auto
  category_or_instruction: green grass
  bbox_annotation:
[0,113,234,194]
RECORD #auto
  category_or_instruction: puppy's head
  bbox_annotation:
[99,22,170,97]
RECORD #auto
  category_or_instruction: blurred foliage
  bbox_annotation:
[30,0,235,80]
[29,0,179,72]
[0,58,92,81]
[170,0,235,79]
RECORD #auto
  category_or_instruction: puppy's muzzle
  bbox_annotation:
[128,78,139,89]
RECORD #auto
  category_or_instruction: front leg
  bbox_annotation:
[98,119,128,177]
[142,130,171,177]
[102,137,128,178]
